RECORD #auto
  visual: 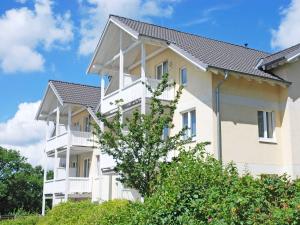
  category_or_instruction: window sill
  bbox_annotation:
[259,138,277,144]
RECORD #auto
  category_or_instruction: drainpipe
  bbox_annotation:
[216,70,229,163]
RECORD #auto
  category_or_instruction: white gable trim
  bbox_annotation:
[35,83,64,120]
[49,82,64,106]
[168,43,207,71]
[87,17,139,74]
[287,52,300,62]
[87,107,101,127]
[109,17,139,39]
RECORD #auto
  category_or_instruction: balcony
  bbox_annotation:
[46,130,94,152]
[102,74,175,114]
[44,177,91,194]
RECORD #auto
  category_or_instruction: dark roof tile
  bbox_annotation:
[50,80,101,111]
[111,15,289,83]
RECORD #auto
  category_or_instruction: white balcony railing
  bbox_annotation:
[44,177,91,194]
[46,131,94,152]
[102,74,175,113]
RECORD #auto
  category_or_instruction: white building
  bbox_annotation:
[36,15,300,215]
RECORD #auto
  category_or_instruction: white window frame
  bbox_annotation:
[180,67,187,86]
[181,108,196,141]
[155,60,168,80]
[258,111,276,143]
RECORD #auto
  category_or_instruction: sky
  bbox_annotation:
[0,0,299,165]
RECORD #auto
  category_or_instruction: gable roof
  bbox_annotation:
[110,15,289,84]
[50,80,101,112]
[260,43,300,69]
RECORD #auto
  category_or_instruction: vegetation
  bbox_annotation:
[134,145,300,224]
[37,200,136,225]
[3,148,300,224]
[93,73,190,197]
[0,147,43,215]
[0,215,39,225]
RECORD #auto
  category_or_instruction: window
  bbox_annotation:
[84,116,91,132]
[182,109,196,140]
[83,158,90,177]
[73,122,81,131]
[162,125,169,140]
[180,68,187,85]
[156,61,168,80]
[71,161,77,168]
[258,111,275,140]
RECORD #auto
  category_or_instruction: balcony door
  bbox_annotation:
[83,158,90,177]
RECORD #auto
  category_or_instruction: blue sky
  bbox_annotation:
[0,0,299,165]
[0,0,293,122]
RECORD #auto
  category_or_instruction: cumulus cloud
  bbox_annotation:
[271,0,300,49]
[0,101,46,166]
[78,0,180,55]
[0,0,73,73]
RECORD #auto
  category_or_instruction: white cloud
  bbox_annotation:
[78,0,180,55]
[271,0,300,49]
[0,101,46,166]
[181,4,232,27]
[0,0,73,73]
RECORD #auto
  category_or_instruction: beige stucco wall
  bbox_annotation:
[129,47,293,175]
[72,110,90,131]
[130,48,214,154]
[212,74,286,174]
[272,60,300,177]
[101,44,300,178]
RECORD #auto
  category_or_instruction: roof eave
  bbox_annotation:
[168,43,208,72]
[208,66,291,86]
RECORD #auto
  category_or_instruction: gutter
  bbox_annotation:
[215,70,229,163]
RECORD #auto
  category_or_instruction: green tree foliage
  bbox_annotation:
[0,146,43,215]
[93,73,189,197]
[134,145,300,224]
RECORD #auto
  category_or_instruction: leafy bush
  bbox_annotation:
[0,215,39,225]
[38,199,136,225]
[3,146,300,224]
[133,145,300,224]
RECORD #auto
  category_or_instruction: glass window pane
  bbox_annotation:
[163,125,169,140]
[163,61,168,74]
[257,111,264,138]
[190,110,196,137]
[267,112,274,138]
[182,112,189,139]
[181,68,187,85]
[156,65,162,80]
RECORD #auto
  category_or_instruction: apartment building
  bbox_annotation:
[36,15,300,215]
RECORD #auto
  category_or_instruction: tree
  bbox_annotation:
[0,146,43,214]
[94,74,191,197]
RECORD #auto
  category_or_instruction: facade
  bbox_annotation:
[36,15,300,215]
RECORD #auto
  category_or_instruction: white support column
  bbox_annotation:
[100,75,105,131]
[141,42,146,114]
[119,31,124,90]
[42,119,49,215]
[54,104,60,180]
[65,105,71,201]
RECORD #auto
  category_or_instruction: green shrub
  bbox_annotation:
[133,147,300,224]
[0,215,39,225]
[38,199,136,225]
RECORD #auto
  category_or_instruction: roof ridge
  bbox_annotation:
[110,14,270,55]
[49,80,100,89]
[263,43,300,59]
